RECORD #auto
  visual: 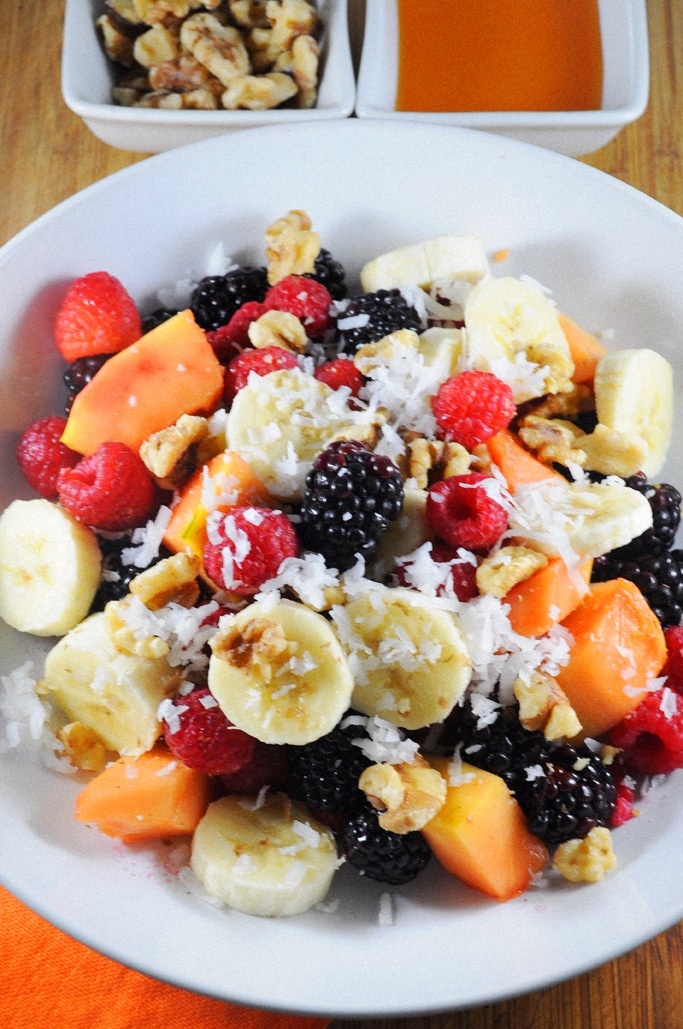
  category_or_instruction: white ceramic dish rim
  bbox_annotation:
[2,121,683,1019]
[62,0,356,127]
[355,0,650,128]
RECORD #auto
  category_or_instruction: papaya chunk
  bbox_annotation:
[486,429,564,494]
[556,578,667,740]
[422,756,548,902]
[558,312,607,386]
[75,742,213,842]
[61,310,223,456]
[505,556,593,638]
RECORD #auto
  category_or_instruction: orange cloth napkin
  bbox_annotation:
[0,886,330,1029]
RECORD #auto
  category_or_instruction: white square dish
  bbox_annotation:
[354,0,649,157]
[61,0,356,153]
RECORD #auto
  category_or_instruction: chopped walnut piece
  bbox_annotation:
[520,383,592,421]
[221,71,298,108]
[248,0,319,70]
[132,0,207,24]
[517,416,587,468]
[97,14,136,67]
[248,309,308,352]
[228,0,269,28]
[359,755,447,834]
[407,438,471,489]
[476,545,548,599]
[181,13,250,86]
[133,24,181,67]
[553,826,617,882]
[353,329,421,376]
[139,413,209,489]
[128,552,202,610]
[104,599,171,659]
[274,33,319,107]
[264,209,321,284]
[212,617,294,679]
[57,722,109,772]
[149,53,221,92]
[514,670,582,740]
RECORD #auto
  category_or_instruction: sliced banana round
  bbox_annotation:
[191,793,339,917]
[508,479,653,559]
[0,498,101,637]
[208,597,353,746]
[359,235,489,292]
[331,584,472,731]
[43,611,174,756]
[593,348,673,478]
[464,275,574,401]
[226,367,378,500]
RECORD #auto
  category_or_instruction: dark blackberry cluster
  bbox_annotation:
[63,353,111,414]
[452,699,617,848]
[341,803,432,885]
[287,714,373,814]
[336,289,422,354]
[190,266,269,331]
[141,307,178,334]
[299,440,404,570]
[305,248,348,301]
[90,535,171,611]
[591,474,683,628]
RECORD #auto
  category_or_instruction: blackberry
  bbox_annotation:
[341,803,431,885]
[141,307,177,333]
[286,713,373,814]
[452,699,616,847]
[63,353,111,413]
[190,266,269,331]
[90,535,171,611]
[304,248,348,301]
[592,549,683,629]
[299,440,404,570]
[336,289,422,354]
[610,474,682,558]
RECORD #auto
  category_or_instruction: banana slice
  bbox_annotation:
[43,611,175,756]
[226,367,379,500]
[208,597,353,746]
[0,498,101,637]
[331,584,472,731]
[593,348,674,478]
[191,793,339,917]
[464,276,574,401]
[508,480,653,559]
[360,236,489,292]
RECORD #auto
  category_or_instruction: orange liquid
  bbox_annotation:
[396,0,603,112]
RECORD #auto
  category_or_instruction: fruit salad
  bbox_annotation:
[1,208,682,918]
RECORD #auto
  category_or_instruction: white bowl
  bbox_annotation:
[61,0,355,152]
[2,122,683,1019]
[355,0,650,157]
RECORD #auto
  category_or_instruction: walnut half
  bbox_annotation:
[359,755,447,834]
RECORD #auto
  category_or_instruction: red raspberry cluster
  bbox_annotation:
[426,472,508,553]
[432,369,515,450]
[203,505,299,595]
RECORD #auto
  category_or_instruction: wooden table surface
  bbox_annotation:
[3,2,683,1028]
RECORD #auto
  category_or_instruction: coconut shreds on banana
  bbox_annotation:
[0,220,676,918]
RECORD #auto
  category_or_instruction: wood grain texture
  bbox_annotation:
[3,2,683,1027]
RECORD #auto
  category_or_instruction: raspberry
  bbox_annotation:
[223,345,299,405]
[15,416,81,500]
[662,625,683,694]
[202,506,298,595]
[57,441,156,532]
[163,687,256,777]
[607,687,683,775]
[432,370,515,449]
[431,544,480,600]
[206,301,266,363]
[610,769,637,827]
[426,473,508,553]
[263,274,333,337]
[313,357,364,399]
[54,271,142,363]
